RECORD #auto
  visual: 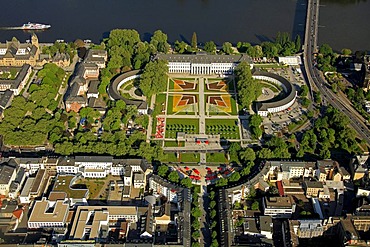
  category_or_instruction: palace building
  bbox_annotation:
[155,53,252,75]
[0,34,43,67]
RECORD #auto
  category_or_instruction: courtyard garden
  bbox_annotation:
[205,119,240,139]
[165,118,199,138]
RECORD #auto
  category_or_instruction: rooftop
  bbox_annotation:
[0,162,16,185]
[305,181,324,189]
[155,53,252,64]
[52,175,88,199]
[28,198,69,223]
[264,196,293,208]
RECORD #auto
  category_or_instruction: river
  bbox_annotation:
[0,0,368,51]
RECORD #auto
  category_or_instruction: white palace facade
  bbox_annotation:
[155,53,252,75]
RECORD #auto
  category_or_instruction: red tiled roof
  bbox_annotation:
[277,181,284,196]
[12,209,23,219]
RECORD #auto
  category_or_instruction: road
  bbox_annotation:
[303,0,370,144]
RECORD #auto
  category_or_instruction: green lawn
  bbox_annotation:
[180,152,200,163]
[205,119,240,139]
[122,81,134,91]
[259,81,282,93]
[254,63,287,68]
[153,94,167,117]
[164,141,185,147]
[163,152,200,163]
[206,152,228,163]
[165,118,199,138]
[167,95,174,114]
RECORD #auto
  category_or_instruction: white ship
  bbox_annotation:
[22,22,51,30]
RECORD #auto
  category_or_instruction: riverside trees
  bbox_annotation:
[139,59,168,98]
[235,61,261,110]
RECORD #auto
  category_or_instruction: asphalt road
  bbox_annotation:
[303,0,370,145]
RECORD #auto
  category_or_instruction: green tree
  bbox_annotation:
[294,35,301,51]
[300,85,309,97]
[257,148,274,159]
[139,59,168,97]
[174,40,189,54]
[222,42,233,54]
[204,41,217,54]
[192,231,200,240]
[235,62,261,109]
[181,177,193,188]
[229,142,242,163]
[168,171,180,183]
[341,48,352,56]
[240,148,256,162]
[229,172,241,182]
[158,164,169,177]
[216,178,228,187]
[251,201,259,210]
[191,32,197,50]
[150,30,170,53]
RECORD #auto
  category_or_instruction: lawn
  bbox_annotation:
[180,152,200,163]
[75,178,106,199]
[165,118,199,138]
[205,119,240,139]
[259,81,282,93]
[153,94,167,117]
[254,63,287,68]
[207,152,228,163]
[164,141,185,147]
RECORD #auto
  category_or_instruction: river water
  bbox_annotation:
[0,0,368,51]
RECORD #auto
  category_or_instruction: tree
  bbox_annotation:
[294,35,301,52]
[191,207,202,218]
[240,148,256,162]
[222,42,233,55]
[235,62,261,109]
[300,85,309,97]
[210,209,217,218]
[229,172,241,182]
[229,142,241,163]
[251,201,259,210]
[139,59,168,97]
[191,32,197,50]
[150,30,170,53]
[261,42,278,58]
[181,177,193,188]
[257,148,274,159]
[192,242,200,247]
[158,165,169,177]
[204,41,216,54]
[210,200,216,208]
[192,231,200,240]
[192,220,200,230]
[174,40,189,54]
[320,148,331,159]
[341,48,352,56]
[212,231,217,239]
[216,178,228,187]
[249,114,263,139]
